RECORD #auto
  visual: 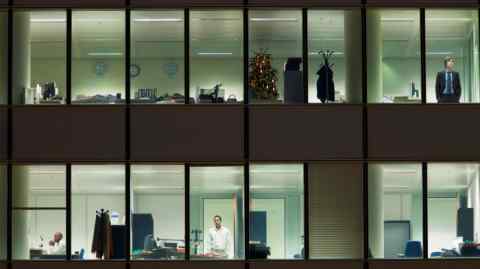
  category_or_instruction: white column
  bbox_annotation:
[0,13,7,104]
[344,10,363,103]
[13,12,31,104]
[13,166,30,259]
[368,164,384,258]
[0,165,6,259]
[366,10,383,103]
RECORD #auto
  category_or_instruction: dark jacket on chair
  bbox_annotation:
[435,71,461,103]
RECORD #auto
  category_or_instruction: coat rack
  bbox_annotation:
[316,50,336,103]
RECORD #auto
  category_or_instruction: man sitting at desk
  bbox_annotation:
[44,232,66,255]
[206,215,233,259]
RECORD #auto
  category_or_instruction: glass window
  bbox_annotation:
[72,11,125,104]
[308,9,362,104]
[190,10,243,104]
[13,11,66,105]
[189,166,245,260]
[72,165,126,260]
[250,164,304,260]
[249,10,302,104]
[131,165,185,260]
[0,11,7,104]
[368,163,423,259]
[367,9,421,103]
[131,11,185,104]
[12,165,66,260]
[0,165,6,260]
[308,163,363,259]
[428,163,480,258]
[426,10,479,103]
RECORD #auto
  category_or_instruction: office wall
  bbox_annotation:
[30,55,478,104]
[133,194,185,241]
[427,197,458,256]
[31,56,474,104]
[383,193,422,244]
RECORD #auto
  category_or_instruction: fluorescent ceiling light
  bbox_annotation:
[251,18,298,22]
[75,18,120,22]
[134,18,183,22]
[134,186,184,190]
[198,52,233,55]
[88,52,123,56]
[30,18,66,23]
[427,51,453,55]
[427,18,472,22]
[381,18,415,22]
[309,51,344,55]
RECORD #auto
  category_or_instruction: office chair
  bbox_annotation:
[404,241,422,258]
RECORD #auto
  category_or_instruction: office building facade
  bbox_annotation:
[1,0,480,269]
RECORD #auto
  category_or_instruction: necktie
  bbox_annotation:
[446,72,453,94]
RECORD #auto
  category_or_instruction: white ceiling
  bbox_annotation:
[380,163,479,194]
[17,164,303,195]
[22,9,477,61]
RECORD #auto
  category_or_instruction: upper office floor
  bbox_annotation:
[0,6,480,105]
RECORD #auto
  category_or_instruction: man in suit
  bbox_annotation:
[435,56,461,103]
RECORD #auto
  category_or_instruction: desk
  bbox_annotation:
[30,249,79,260]
[133,248,183,260]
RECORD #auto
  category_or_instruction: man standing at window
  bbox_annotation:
[435,56,461,103]
[207,215,233,259]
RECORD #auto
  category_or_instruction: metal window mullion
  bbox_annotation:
[422,162,428,259]
[420,8,427,104]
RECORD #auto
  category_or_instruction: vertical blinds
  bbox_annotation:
[309,163,363,259]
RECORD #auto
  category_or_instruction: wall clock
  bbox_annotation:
[130,64,141,78]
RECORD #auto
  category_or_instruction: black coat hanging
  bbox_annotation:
[316,50,335,103]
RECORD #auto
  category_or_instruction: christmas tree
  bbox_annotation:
[249,50,279,100]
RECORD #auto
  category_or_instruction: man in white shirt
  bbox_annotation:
[207,215,234,259]
[45,232,66,255]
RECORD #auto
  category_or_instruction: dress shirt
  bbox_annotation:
[207,226,234,259]
[45,240,66,255]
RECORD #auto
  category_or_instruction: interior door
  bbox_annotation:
[384,221,410,258]
[251,198,285,259]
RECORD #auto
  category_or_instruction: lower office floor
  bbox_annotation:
[0,162,480,263]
